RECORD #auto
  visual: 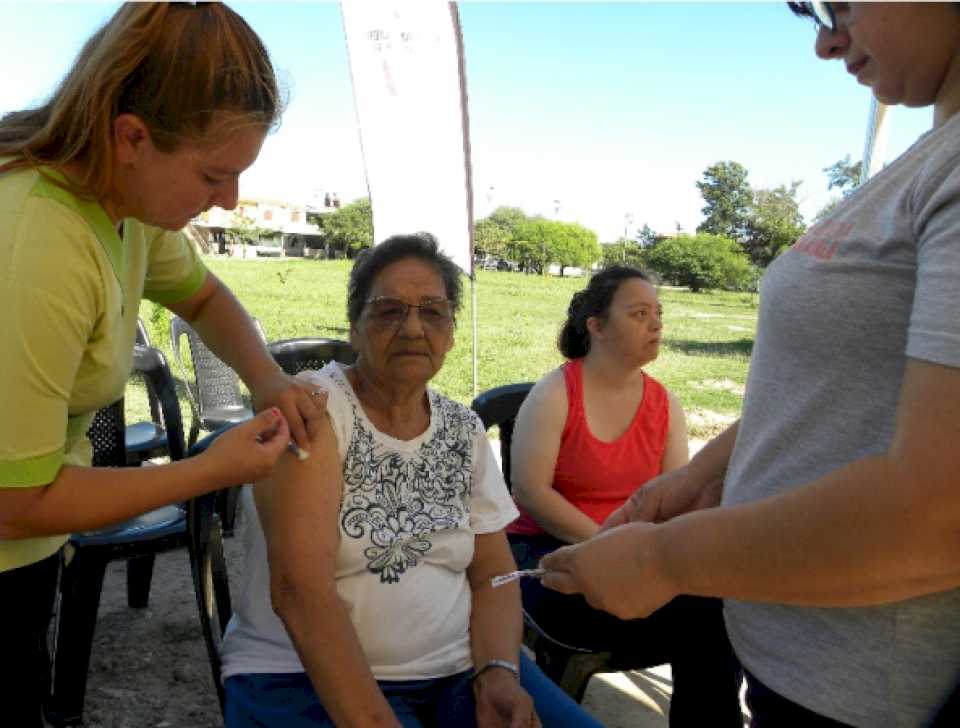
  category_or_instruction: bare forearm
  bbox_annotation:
[470,584,523,669]
[278,591,398,727]
[515,488,599,543]
[659,453,960,606]
[468,532,524,668]
[0,458,222,538]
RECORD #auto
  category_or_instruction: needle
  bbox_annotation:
[491,568,546,588]
[286,441,310,461]
[255,434,310,461]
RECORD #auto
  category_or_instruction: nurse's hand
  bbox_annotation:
[203,408,291,485]
[540,522,677,620]
[250,369,328,457]
[601,467,723,531]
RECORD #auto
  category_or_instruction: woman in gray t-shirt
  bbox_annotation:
[540,4,960,726]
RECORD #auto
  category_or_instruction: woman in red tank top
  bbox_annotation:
[508,266,742,726]
[509,265,687,539]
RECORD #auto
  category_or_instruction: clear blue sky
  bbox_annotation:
[0,1,934,241]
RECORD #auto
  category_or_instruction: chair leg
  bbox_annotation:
[558,655,601,704]
[187,519,229,716]
[219,485,241,538]
[126,554,155,608]
[533,640,568,687]
[188,418,200,450]
[45,549,108,728]
[533,641,604,704]
[209,526,232,636]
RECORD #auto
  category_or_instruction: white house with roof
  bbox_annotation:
[192,194,339,258]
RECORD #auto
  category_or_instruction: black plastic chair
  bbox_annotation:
[125,319,170,465]
[267,337,357,375]
[471,382,643,703]
[45,345,190,728]
[170,315,259,449]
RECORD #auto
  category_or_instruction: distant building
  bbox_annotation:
[192,194,340,258]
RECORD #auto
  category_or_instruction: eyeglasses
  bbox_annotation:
[364,296,454,329]
[798,1,836,32]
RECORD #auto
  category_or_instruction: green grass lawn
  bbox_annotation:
[137,258,758,440]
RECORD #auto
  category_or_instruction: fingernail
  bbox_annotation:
[271,407,282,417]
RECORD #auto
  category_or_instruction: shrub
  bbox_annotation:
[644,233,755,292]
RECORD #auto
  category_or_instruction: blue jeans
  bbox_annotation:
[225,651,603,727]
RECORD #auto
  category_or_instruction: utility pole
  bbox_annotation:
[623,211,634,262]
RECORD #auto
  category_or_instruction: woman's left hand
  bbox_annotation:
[540,522,678,620]
[250,369,328,456]
[474,670,540,728]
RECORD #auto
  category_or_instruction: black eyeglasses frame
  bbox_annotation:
[362,296,455,329]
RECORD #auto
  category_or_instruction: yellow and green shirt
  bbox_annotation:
[0,160,207,572]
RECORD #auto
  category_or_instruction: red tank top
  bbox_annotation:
[508,358,670,535]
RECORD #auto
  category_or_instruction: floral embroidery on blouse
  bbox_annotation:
[335,373,477,584]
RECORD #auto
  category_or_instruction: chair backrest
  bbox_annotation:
[135,317,151,346]
[170,315,248,420]
[86,400,128,468]
[268,337,357,375]
[470,382,534,491]
[133,344,186,461]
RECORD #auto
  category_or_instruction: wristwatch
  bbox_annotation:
[472,659,520,681]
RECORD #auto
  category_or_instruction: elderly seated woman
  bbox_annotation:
[219,234,602,728]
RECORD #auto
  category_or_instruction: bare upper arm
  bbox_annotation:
[661,389,689,473]
[253,413,343,588]
[509,369,568,500]
[164,271,218,322]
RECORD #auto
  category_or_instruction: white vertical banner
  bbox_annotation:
[341,1,475,276]
[861,98,889,184]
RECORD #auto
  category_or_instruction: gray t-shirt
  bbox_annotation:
[722,111,960,727]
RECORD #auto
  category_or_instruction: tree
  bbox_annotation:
[507,218,601,275]
[474,206,530,261]
[510,218,560,274]
[601,238,645,268]
[813,197,842,223]
[226,212,269,257]
[319,197,373,252]
[636,224,658,248]
[645,233,755,293]
[486,206,528,237]
[696,161,753,242]
[742,181,806,267]
[814,155,863,221]
[824,154,862,196]
[474,218,512,259]
[553,221,601,273]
